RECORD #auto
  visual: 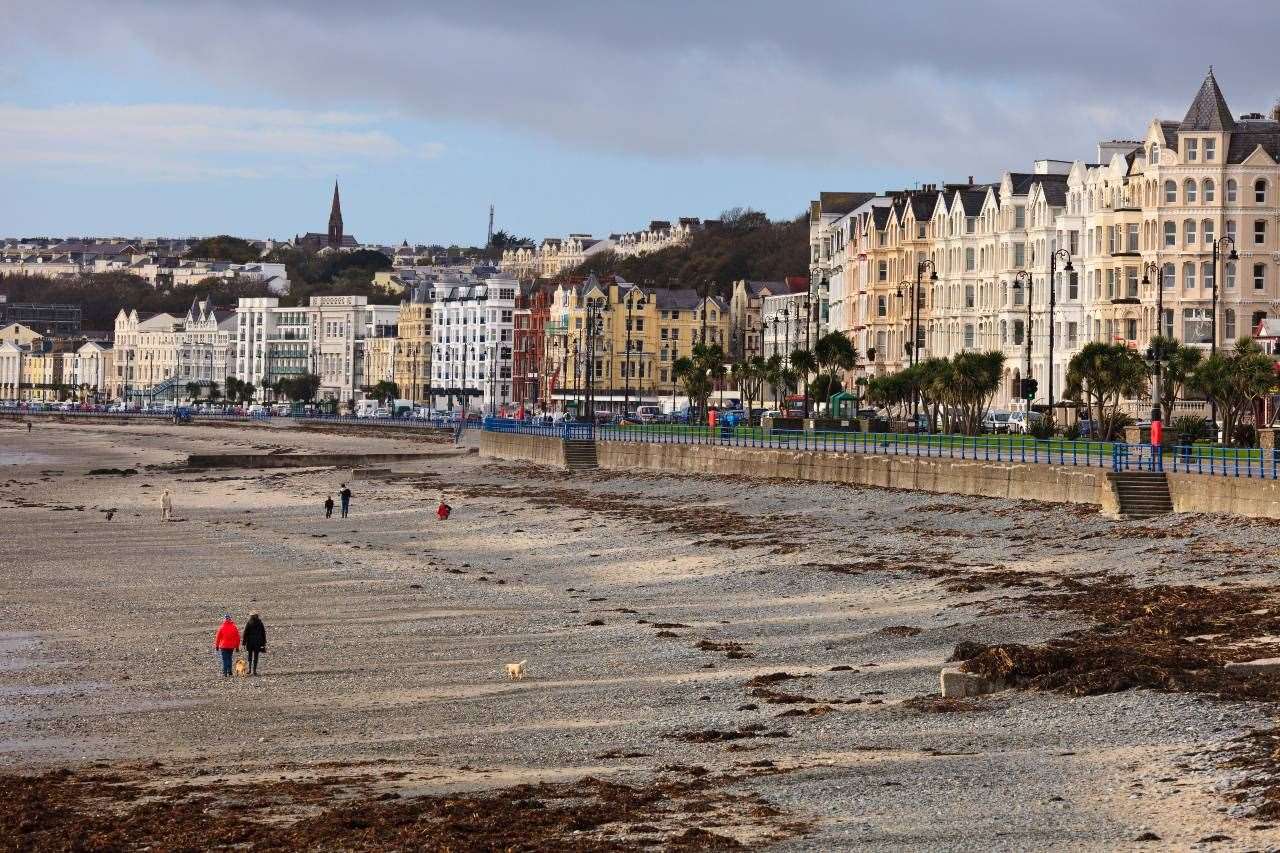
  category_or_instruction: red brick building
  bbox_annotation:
[513,283,553,408]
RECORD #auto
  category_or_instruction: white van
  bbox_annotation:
[635,405,661,423]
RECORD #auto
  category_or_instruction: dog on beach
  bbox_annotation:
[233,657,249,677]
[505,660,527,680]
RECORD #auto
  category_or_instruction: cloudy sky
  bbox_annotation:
[3,0,1279,245]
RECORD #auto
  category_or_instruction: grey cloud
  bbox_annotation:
[10,0,1280,181]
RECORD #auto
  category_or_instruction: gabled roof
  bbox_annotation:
[952,188,989,215]
[1180,69,1236,132]
[871,207,891,229]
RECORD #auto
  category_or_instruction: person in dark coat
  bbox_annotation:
[242,613,267,675]
[324,495,334,518]
[339,484,352,518]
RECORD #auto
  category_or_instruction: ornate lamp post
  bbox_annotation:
[1009,270,1034,411]
[1141,260,1166,436]
[1210,235,1238,436]
[1046,248,1073,415]
[623,289,648,416]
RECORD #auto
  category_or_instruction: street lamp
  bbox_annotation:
[1009,270,1034,411]
[1046,248,1073,415]
[1210,235,1238,437]
[623,289,648,416]
[1141,261,1167,435]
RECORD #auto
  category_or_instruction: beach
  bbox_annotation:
[2,417,1278,850]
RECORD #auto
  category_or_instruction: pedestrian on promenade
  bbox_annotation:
[161,489,173,522]
[26,421,32,433]
[324,495,334,518]
[214,615,240,677]
[339,484,352,518]
[242,613,267,676]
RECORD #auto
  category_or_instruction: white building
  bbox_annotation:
[429,276,518,414]
[233,295,399,403]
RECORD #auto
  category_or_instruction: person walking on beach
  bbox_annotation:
[242,613,267,676]
[214,615,240,677]
[339,484,352,518]
[324,495,334,518]
[436,492,451,520]
[160,489,173,522]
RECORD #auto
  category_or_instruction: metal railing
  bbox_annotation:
[480,417,1280,481]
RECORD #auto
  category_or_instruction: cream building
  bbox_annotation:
[393,281,433,404]
[114,299,236,401]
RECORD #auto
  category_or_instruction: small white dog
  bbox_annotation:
[505,659,527,680]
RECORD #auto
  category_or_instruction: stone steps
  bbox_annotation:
[563,439,599,470]
[1109,471,1173,518]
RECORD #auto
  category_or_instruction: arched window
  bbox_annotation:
[1184,179,1197,203]
[1164,180,1177,203]
[1162,263,1176,289]
[1203,219,1215,245]
[1255,263,1267,291]
[1203,179,1215,202]
[1227,179,1238,202]
[1164,221,1176,247]
[1184,219,1196,245]
[1256,179,1268,203]
[1184,262,1196,290]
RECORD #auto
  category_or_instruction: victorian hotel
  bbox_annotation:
[814,70,1280,412]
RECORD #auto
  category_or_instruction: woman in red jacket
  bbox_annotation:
[214,615,240,677]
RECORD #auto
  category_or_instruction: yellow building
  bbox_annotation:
[393,283,432,403]
[546,275,730,412]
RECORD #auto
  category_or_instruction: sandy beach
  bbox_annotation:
[3,418,1280,850]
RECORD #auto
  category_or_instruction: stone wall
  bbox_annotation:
[478,431,566,467]
[1167,472,1280,518]
[187,452,447,469]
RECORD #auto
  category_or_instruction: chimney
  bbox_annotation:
[968,176,974,185]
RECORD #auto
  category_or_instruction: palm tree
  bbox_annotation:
[789,348,818,416]
[185,381,201,402]
[948,351,1005,435]
[1148,335,1202,423]
[673,342,726,424]
[1190,337,1276,445]
[1065,342,1149,441]
[914,357,955,433]
[813,332,858,414]
[762,354,785,408]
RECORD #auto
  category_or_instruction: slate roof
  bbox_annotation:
[818,192,877,216]
[1227,120,1280,164]
[871,206,891,229]
[1180,69,1236,132]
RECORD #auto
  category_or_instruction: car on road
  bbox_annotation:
[1007,411,1044,434]
[634,405,662,423]
[983,411,1013,434]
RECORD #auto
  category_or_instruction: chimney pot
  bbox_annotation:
[968,175,974,185]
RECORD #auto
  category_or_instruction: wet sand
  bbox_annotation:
[2,418,1279,850]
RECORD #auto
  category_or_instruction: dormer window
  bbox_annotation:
[1149,142,1160,163]
[1204,138,1216,161]
[1185,138,1198,161]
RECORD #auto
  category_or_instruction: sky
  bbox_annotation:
[3,0,1280,246]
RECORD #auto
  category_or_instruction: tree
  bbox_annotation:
[913,357,956,433]
[866,371,912,419]
[186,235,262,264]
[761,353,787,408]
[1190,337,1276,445]
[369,380,400,402]
[732,356,767,423]
[1149,336,1202,423]
[184,381,201,401]
[948,351,1006,435]
[1065,343,1149,441]
[789,348,818,416]
[813,331,858,413]
[673,342,726,424]
[225,377,257,403]
[278,374,322,403]
[208,382,222,402]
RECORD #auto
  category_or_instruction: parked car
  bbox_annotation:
[634,405,662,423]
[1007,411,1045,434]
[983,411,1013,434]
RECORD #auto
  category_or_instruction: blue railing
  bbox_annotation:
[480,418,1280,481]
[1168,445,1280,479]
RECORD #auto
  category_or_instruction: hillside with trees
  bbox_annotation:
[559,209,808,292]
[1,244,400,330]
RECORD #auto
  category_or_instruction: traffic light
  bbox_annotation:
[1020,378,1038,399]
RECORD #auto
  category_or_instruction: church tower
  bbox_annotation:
[327,180,344,249]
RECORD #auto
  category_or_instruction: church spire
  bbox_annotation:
[328,179,344,249]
